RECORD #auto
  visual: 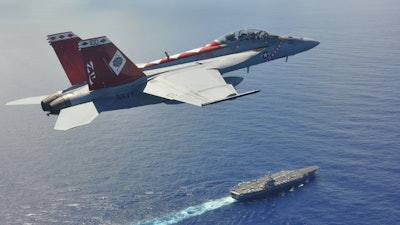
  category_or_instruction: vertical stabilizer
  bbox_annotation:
[48,32,86,85]
[79,37,146,90]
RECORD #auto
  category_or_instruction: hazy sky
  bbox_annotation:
[1,0,397,99]
[1,0,278,97]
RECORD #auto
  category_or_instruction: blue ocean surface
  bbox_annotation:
[1,0,399,224]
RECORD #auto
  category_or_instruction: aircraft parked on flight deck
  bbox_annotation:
[6,29,319,130]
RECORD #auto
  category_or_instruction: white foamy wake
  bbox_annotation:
[135,196,235,225]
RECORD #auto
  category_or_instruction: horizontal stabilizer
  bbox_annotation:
[54,101,99,130]
[6,96,48,105]
[202,90,260,106]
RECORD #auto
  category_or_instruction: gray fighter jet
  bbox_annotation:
[6,29,319,130]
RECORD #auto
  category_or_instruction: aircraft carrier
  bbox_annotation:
[230,165,319,201]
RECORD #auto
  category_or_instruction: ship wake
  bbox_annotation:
[135,196,235,225]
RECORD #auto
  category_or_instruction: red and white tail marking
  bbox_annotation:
[48,32,86,85]
[78,37,146,90]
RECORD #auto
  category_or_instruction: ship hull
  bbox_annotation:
[230,166,319,202]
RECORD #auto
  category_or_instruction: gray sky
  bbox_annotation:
[1,0,280,98]
[1,0,395,99]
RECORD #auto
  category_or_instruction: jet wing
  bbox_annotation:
[144,68,250,106]
[6,95,48,105]
[143,49,262,106]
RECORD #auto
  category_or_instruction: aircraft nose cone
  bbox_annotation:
[303,38,320,50]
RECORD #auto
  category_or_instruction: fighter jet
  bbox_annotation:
[6,29,319,130]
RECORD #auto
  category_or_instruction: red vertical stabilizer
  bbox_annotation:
[78,37,146,90]
[48,32,86,85]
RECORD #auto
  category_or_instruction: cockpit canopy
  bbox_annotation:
[215,29,279,45]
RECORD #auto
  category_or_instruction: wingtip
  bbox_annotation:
[202,89,260,106]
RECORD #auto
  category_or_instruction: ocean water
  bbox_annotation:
[1,0,400,224]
